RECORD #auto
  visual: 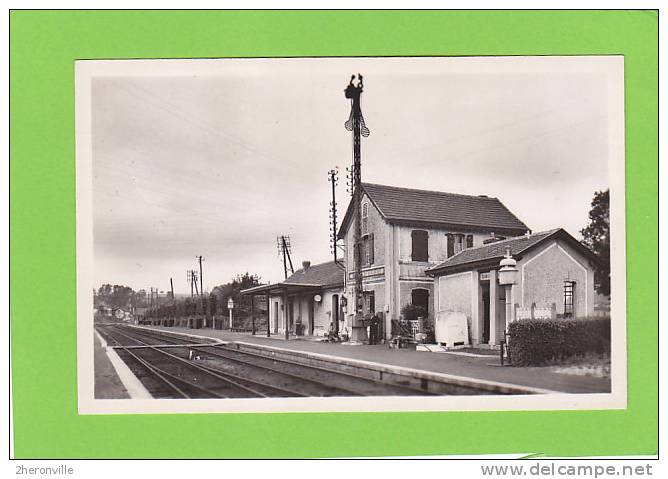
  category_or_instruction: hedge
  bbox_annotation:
[507,317,610,366]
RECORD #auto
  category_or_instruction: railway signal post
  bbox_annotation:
[344,73,370,343]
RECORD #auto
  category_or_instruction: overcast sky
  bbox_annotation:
[90,57,618,294]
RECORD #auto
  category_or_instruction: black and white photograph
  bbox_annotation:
[75,56,626,414]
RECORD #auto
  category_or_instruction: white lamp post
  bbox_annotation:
[498,246,519,326]
[227,297,235,330]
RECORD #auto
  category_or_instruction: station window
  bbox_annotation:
[411,230,429,262]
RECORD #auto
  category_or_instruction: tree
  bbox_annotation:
[581,189,610,296]
[96,284,136,310]
[210,273,262,327]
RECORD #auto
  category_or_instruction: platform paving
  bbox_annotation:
[94,332,130,399]
[144,326,611,394]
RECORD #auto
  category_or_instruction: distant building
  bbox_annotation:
[241,260,344,337]
[337,183,529,339]
[426,228,598,346]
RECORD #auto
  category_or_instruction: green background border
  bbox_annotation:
[9,10,658,458]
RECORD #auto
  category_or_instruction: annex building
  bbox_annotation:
[426,228,598,346]
[337,183,529,340]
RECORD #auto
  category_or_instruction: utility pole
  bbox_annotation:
[170,277,175,301]
[196,255,208,327]
[328,167,341,264]
[344,73,370,342]
[277,235,295,279]
[187,270,197,298]
[197,256,204,297]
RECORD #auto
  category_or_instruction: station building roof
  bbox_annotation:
[425,228,597,276]
[338,183,529,239]
[240,260,344,296]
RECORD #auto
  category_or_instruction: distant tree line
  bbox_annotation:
[94,284,147,310]
[95,273,266,327]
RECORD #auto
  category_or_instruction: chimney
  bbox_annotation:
[302,260,311,271]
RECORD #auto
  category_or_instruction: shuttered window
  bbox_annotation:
[368,233,374,265]
[454,234,464,254]
[411,230,429,262]
[361,234,374,266]
[361,202,369,235]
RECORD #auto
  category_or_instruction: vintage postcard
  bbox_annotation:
[75,56,626,414]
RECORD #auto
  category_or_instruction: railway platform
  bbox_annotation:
[94,331,130,399]
[141,326,610,394]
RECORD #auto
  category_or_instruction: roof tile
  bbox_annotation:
[283,261,345,287]
[348,183,529,233]
[426,228,562,272]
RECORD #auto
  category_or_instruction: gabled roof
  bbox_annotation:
[426,228,597,275]
[283,260,345,288]
[240,260,344,296]
[338,183,529,238]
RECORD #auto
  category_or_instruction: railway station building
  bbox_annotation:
[241,260,345,337]
[336,183,529,340]
[426,228,598,346]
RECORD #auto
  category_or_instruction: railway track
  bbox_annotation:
[96,324,450,398]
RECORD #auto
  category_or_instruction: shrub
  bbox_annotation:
[507,317,610,366]
[401,303,427,320]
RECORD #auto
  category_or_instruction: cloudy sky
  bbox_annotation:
[89,57,620,294]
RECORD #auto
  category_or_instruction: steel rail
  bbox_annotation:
[120,326,437,396]
[100,326,231,399]
[107,327,270,398]
[117,327,365,396]
[110,327,310,398]
[209,343,438,396]
[98,327,191,398]
[191,345,369,396]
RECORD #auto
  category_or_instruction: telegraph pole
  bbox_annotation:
[196,255,207,326]
[282,240,288,279]
[170,277,175,301]
[328,167,341,264]
[187,270,197,298]
[277,235,295,279]
[344,74,370,342]
[197,256,204,297]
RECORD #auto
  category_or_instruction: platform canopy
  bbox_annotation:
[239,282,323,296]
